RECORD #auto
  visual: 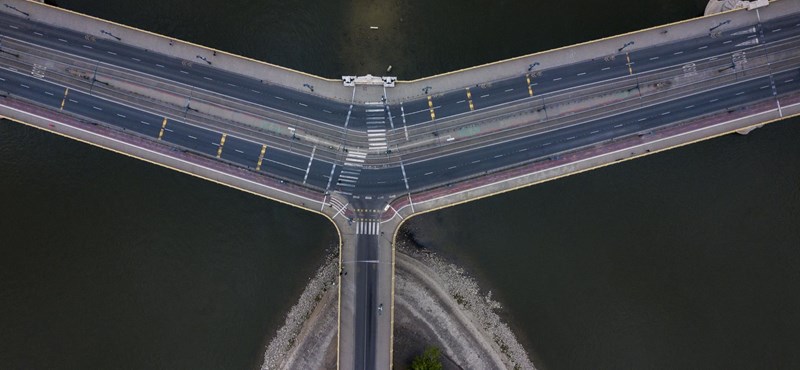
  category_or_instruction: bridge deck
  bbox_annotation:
[2,0,800,369]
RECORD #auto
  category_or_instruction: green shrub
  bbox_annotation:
[411,346,443,370]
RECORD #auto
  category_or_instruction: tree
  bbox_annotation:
[411,346,443,370]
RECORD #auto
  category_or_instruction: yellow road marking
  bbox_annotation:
[157,117,167,140]
[526,75,534,96]
[216,133,227,158]
[427,96,435,120]
[255,144,267,171]
[59,88,69,111]
[466,88,475,111]
[626,52,633,75]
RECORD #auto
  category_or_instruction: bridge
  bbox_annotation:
[1,0,799,368]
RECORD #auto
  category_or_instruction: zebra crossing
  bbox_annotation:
[356,220,380,235]
[335,149,366,190]
[368,129,387,151]
[344,150,366,166]
[365,102,388,151]
[336,167,361,188]
[31,64,47,79]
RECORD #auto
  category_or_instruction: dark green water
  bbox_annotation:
[406,117,800,369]
[1,0,797,368]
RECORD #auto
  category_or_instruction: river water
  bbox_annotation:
[1,0,798,368]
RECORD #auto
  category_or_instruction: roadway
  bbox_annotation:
[2,10,800,136]
[3,8,800,370]
[2,46,798,197]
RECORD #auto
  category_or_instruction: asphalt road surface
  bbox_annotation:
[2,11,799,199]
[3,10,800,370]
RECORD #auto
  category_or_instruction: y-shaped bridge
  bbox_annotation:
[1,0,799,368]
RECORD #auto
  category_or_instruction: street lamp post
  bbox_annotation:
[618,41,634,53]
[527,62,540,72]
[100,30,121,41]
[4,4,29,17]
[195,55,212,65]
[709,20,731,33]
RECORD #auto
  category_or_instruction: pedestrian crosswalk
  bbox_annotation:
[344,150,366,166]
[356,220,380,235]
[365,103,388,151]
[368,129,387,151]
[336,167,361,188]
[335,150,365,191]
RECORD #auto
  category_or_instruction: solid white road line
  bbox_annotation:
[302,146,316,184]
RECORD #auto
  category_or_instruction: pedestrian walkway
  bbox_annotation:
[356,220,380,235]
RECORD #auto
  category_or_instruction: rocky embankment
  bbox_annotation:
[261,231,535,369]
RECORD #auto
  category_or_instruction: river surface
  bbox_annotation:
[1,0,798,368]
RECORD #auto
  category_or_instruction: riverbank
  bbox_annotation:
[261,227,534,369]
